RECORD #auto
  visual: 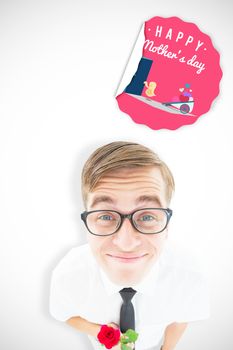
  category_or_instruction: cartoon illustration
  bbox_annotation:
[144,81,157,97]
[163,83,194,114]
[124,57,153,96]
[125,81,195,116]
[179,83,192,102]
[116,16,222,129]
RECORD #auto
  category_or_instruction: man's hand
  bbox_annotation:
[108,322,119,329]
[112,343,134,350]
[108,323,135,350]
[111,344,121,350]
[67,318,135,349]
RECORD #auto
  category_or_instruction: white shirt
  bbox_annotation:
[49,243,209,350]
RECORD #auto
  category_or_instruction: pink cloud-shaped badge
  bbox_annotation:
[116,16,222,130]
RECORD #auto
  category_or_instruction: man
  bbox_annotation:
[50,141,209,350]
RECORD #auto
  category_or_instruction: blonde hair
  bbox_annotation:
[81,141,175,206]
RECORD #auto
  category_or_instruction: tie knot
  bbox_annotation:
[119,288,137,303]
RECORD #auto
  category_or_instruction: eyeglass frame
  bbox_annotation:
[81,207,173,236]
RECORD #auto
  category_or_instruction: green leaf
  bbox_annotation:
[120,335,129,344]
[121,344,131,350]
[124,329,138,342]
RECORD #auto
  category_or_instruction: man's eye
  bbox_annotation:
[98,215,114,221]
[140,215,155,221]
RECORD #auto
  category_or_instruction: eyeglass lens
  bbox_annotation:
[86,209,168,235]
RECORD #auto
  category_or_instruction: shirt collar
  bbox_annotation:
[99,260,160,297]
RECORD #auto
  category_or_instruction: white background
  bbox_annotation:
[0,0,232,349]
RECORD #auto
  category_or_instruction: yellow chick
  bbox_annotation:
[144,81,157,97]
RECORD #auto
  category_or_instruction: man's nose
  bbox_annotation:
[112,218,141,250]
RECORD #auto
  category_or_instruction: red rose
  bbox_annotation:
[97,325,121,349]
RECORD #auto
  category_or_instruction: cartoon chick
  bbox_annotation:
[144,81,157,97]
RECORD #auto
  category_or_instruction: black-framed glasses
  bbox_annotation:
[81,208,172,236]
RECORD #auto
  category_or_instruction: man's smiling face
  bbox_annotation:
[86,166,169,286]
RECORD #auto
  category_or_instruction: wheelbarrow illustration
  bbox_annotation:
[162,97,194,114]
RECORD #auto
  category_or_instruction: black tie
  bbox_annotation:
[119,288,137,333]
